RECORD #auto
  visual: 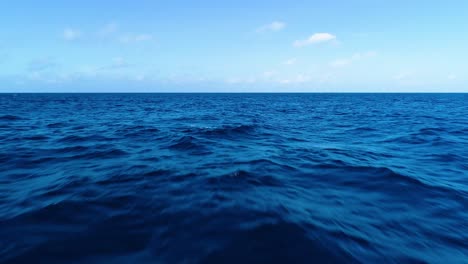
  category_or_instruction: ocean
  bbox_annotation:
[0,93,467,263]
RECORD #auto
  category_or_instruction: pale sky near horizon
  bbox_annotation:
[0,0,467,92]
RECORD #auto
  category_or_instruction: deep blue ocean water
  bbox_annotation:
[0,93,467,263]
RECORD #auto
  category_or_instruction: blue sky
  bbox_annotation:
[0,0,467,92]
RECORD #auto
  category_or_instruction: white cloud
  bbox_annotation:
[257,21,286,32]
[393,72,413,81]
[351,51,377,60]
[448,74,457,80]
[392,71,426,87]
[330,59,351,68]
[110,57,130,68]
[99,22,119,36]
[28,57,58,72]
[279,74,311,84]
[97,23,154,44]
[134,74,146,81]
[330,51,377,68]
[63,28,81,41]
[226,77,258,84]
[26,70,68,84]
[318,73,336,84]
[283,58,297,65]
[119,34,153,43]
[293,33,336,47]
[263,71,276,78]
[99,57,132,70]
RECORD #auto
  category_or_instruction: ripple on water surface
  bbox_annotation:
[0,93,467,263]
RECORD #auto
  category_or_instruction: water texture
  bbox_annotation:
[0,93,467,263]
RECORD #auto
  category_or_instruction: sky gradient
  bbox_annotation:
[1,0,467,92]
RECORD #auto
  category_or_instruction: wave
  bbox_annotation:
[12,148,129,167]
[56,135,112,143]
[346,127,378,133]
[0,115,23,121]
[202,221,358,264]
[71,149,128,160]
[1,93,467,263]
[0,198,150,263]
[0,153,11,163]
[311,164,468,201]
[21,135,49,141]
[185,124,257,138]
[115,125,160,138]
[206,170,283,189]
[380,134,445,145]
[46,122,67,128]
[54,145,92,153]
[95,169,171,187]
[167,136,211,154]
[419,127,445,135]
[3,205,355,263]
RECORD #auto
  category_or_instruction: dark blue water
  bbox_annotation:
[0,93,467,263]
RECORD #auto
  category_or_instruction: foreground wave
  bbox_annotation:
[0,93,467,263]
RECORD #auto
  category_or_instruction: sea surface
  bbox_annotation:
[0,93,467,264]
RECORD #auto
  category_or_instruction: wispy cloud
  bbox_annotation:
[329,59,351,68]
[393,71,413,81]
[226,76,259,84]
[24,57,62,83]
[448,74,457,80]
[330,51,377,68]
[97,22,153,44]
[99,57,132,70]
[119,34,153,43]
[22,58,65,84]
[133,74,146,81]
[257,21,286,32]
[279,74,311,84]
[27,57,58,72]
[262,71,276,79]
[110,57,131,68]
[63,28,81,41]
[392,71,427,87]
[0,54,8,64]
[283,58,297,65]
[293,33,336,47]
[98,22,119,36]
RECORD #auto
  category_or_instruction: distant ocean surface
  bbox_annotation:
[1,93,467,264]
